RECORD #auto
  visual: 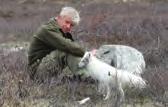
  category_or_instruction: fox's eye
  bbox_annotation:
[108,72,111,76]
[81,58,89,65]
[83,58,88,63]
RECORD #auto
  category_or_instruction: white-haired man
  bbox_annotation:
[28,7,85,82]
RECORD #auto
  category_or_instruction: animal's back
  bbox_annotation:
[88,56,115,82]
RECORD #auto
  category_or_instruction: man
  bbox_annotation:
[28,7,85,82]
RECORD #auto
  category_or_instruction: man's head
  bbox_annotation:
[56,7,80,33]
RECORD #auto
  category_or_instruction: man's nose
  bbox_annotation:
[67,23,72,29]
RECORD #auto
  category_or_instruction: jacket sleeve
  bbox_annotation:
[39,27,85,57]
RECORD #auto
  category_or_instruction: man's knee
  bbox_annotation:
[66,55,81,73]
[28,51,65,83]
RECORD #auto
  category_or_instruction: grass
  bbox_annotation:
[0,0,168,107]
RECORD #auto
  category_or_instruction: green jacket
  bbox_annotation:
[28,18,85,66]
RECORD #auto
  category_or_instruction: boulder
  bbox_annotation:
[96,45,146,75]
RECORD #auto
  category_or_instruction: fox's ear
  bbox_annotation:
[88,52,91,58]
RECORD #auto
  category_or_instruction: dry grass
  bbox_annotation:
[0,0,168,107]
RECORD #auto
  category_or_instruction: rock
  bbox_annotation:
[96,45,146,75]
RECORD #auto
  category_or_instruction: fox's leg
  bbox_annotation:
[118,83,124,103]
[114,83,125,107]
[104,83,111,100]
[98,82,106,94]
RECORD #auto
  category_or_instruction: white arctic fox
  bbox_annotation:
[78,52,146,100]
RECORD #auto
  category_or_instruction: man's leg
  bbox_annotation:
[66,54,82,74]
[34,50,67,83]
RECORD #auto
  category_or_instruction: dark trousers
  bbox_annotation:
[28,50,82,83]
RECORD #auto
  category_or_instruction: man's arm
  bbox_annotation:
[38,27,85,57]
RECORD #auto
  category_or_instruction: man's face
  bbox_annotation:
[59,16,74,33]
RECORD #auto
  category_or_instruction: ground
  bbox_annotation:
[0,0,168,106]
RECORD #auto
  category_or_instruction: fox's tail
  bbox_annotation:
[128,73,146,89]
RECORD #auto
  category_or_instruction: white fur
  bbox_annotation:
[78,52,146,100]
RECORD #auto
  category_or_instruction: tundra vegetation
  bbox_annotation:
[0,0,168,107]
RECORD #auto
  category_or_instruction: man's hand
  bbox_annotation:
[91,49,97,56]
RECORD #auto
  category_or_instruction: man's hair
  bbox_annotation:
[60,6,80,25]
